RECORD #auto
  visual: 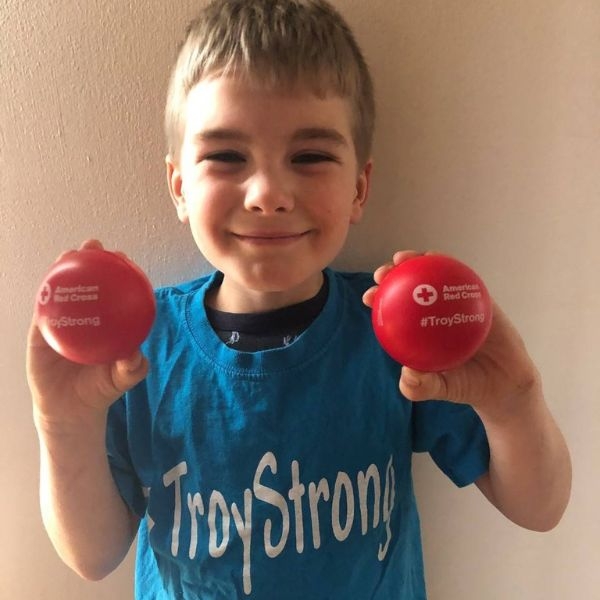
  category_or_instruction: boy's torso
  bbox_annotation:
[108,270,486,599]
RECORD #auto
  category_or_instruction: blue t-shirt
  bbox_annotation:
[107,269,489,599]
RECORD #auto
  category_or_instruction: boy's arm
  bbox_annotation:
[473,378,571,531]
[36,409,140,580]
[399,303,572,531]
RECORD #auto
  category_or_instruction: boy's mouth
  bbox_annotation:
[232,231,311,244]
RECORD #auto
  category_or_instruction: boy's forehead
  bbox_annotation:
[182,77,354,142]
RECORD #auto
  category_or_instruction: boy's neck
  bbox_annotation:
[206,271,325,314]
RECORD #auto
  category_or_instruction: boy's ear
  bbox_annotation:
[166,155,188,223]
[350,159,373,224]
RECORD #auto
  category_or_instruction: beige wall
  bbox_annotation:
[1,1,598,598]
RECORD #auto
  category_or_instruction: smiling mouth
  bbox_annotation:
[232,231,311,244]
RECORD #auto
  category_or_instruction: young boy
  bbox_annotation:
[27,1,571,598]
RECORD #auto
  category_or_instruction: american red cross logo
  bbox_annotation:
[413,284,438,306]
[38,283,52,306]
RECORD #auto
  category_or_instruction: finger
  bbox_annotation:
[392,250,422,265]
[399,367,450,402]
[373,262,395,284]
[78,239,104,251]
[110,351,149,394]
[362,286,377,307]
[79,241,130,264]
[374,250,422,284]
[47,240,103,265]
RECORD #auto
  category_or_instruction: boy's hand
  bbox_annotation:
[363,251,540,419]
[366,252,571,532]
[28,240,149,428]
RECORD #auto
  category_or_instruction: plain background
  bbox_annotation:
[1,1,598,598]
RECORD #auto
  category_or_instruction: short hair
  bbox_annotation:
[165,0,375,166]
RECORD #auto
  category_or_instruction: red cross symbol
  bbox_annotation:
[413,284,437,306]
[38,283,52,305]
[418,287,434,303]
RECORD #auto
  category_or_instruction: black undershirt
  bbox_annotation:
[206,276,329,352]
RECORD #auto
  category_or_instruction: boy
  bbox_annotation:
[27,1,571,598]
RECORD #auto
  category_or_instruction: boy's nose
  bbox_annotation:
[244,172,295,214]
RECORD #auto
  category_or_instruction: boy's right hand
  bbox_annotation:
[27,240,149,429]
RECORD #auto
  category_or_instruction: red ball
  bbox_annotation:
[372,255,493,372]
[35,249,156,365]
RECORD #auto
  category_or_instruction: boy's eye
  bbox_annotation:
[204,151,245,163]
[292,152,336,165]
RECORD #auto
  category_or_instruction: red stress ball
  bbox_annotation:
[35,248,156,365]
[372,255,493,372]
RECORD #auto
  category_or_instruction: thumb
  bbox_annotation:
[400,367,451,402]
[111,351,149,394]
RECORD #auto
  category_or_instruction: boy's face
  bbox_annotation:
[167,76,372,312]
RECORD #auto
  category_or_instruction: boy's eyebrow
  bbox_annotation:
[190,127,349,147]
[291,127,350,147]
[190,128,252,144]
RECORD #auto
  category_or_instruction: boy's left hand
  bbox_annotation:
[363,250,540,418]
[365,250,571,532]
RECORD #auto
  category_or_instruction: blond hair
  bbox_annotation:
[165,0,375,166]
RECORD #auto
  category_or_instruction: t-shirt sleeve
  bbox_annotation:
[106,397,147,518]
[411,399,490,487]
